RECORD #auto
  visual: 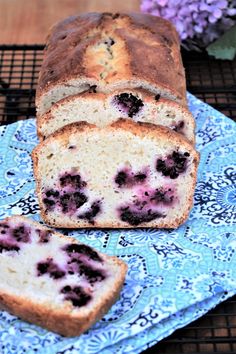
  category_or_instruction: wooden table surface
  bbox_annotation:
[0,0,140,44]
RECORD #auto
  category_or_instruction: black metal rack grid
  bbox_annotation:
[0,45,236,353]
[0,45,236,126]
[0,45,44,125]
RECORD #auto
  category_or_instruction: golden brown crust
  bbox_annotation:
[0,271,126,337]
[0,216,127,336]
[0,279,125,337]
[36,12,186,106]
[34,121,96,146]
[112,119,198,161]
[37,214,191,229]
[32,119,199,229]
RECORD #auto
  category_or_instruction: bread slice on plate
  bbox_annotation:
[37,89,195,143]
[32,119,199,229]
[0,215,127,336]
[36,12,187,116]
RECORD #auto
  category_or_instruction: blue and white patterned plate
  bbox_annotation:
[0,93,236,354]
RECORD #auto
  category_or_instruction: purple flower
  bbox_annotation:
[140,0,236,47]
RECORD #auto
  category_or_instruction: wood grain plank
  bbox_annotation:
[0,0,140,44]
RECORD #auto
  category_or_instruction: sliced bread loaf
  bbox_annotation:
[32,119,199,228]
[37,89,195,143]
[0,215,127,336]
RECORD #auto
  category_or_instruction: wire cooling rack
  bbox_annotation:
[0,45,235,126]
[0,45,236,353]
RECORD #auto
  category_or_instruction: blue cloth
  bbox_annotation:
[0,93,235,354]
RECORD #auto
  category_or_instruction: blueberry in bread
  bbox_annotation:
[0,215,127,336]
[37,89,195,143]
[32,119,199,228]
[36,12,187,116]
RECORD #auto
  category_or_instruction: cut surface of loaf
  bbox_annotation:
[32,119,199,228]
[37,89,195,143]
[36,12,187,116]
[0,215,127,336]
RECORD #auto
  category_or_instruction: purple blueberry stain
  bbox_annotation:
[150,188,174,205]
[0,240,20,253]
[60,194,70,213]
[37,261,49,275]
[133,199,148,211]
[134,173,147,184]
[0,223,10,235]
[64,243,102,263]
[78,201,101,225]
[0,222,32,246]
[117,185,176,225]
[104,37,115,46]
[61,285,72,293]
[42,171,89,215]
[60,192,88,214]
[68,259,105,283]
[78,262,105,283]
[113,93,144,118]
[36,229,51,243]
[0,224,9,230]
[114,167,147,188]
[172,121,185,133]
[59,173,86,189]
[119,206,163,226]
[115,171,128,187]
[42,171,103,221]
[42,197,56,211]
[60,285,92,307]
[37,258,66,279]
[63,243,106,284]
[134,187,175,209]
[156,151,190,179]
[45,190,60,198]
[11,225,31,243]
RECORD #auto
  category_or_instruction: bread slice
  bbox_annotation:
[37,89,195,143]
[0,215,127,336]
[32,119,199,228]
[36,12,187,116]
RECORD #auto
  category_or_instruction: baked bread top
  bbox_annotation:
[36,12,187,115]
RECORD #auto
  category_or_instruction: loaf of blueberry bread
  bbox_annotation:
[36,12,187,117]
[37,89,195,143]
[32,119,199,228]
[0,215,127,336]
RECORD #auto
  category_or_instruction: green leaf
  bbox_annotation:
[206,25,236,60]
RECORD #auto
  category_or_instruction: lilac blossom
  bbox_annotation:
[141,0,236,46]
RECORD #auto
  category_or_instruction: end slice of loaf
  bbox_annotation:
[32,119,199,228]
[37,89,195,143]
[0,215,127,336]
